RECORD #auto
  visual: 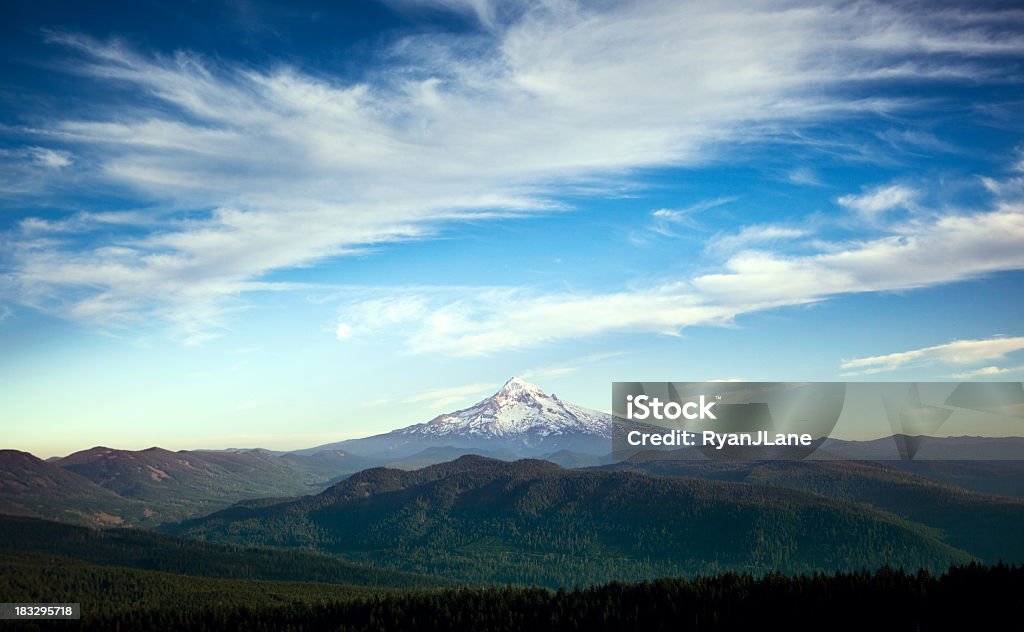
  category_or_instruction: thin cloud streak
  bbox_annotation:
[520,352,625,381]
[841,336,1024,375]
[709,224,811,254]
[949,365,1024,379]
[402,382,495,410]
[837,184,919,219]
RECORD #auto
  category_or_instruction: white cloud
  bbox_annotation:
[650,208,693,229]
[28,147,72,169]
[983,151,1024,200]
[837,184,918,218]
[0,147,77,195]
[338,203,1024,355]
[631,197,738,245]
[402,382,494,410]
[949,365,1024,379]
[521,365,576,380]
[787,167,822,187]
[390,0,508,30]
[0,306,11,323]
[4,1,1024,339]
[841,336,1024,375]
[19,211,151,234]
[875,129,957,154]
[711,224,810,253]
[335,322,353,340]
[520,351,624,381]
[981,174,1024,199]
[653,198,736,233]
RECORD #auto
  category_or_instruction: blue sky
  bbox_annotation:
[1,0,1023,456]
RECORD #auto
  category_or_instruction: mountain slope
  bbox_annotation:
[300,377,612,460]
[815,436,1024,460]
[0,446,378,527]
[600,458,1024,563]
[168,456,974,587]
[0,450,150,527]
[278,449,376,478]
[54,446,351,523]
[887,460,1024,499]
[0,514,443,589]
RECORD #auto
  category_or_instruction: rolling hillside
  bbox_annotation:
[0,446,373,527]
[56,446,325,520]
[168,456,977,587]
[0,450,151,527]
[0,514,444,589]
[602,459,1024,563]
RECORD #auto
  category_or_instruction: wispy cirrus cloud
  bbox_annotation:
[358,380,507,412]
[401,382,495,410]
[787,167,823,187]
[3,1,1024,341]
[875,129,958,155]
[27,147,72,169]
[631,196,738,244]
[949,365,1024,380]
[709,224,811,254]
[19,211,152,234]
[841,336,1024,376]
[0,147,76,196]
[337,199,1024,355]
[519,351,625,381]
[837,184,919,219]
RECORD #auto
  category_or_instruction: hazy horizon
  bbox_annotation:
[10,375,1024,459]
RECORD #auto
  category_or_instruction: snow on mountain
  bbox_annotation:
[394,377,611,442]
[294,377,613,459]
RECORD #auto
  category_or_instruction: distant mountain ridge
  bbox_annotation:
[0,447,371,527]
[0,449,149,527]
[815,435,1024,460]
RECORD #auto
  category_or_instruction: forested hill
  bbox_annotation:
[168,455,979,587]
[598,459,1024,563]
[0,515,444,589]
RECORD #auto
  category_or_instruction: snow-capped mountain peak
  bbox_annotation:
[492,376,550,407]
[498,376,540,395]
[396,377,611,444]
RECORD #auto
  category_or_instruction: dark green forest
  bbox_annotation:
[0,515,442,589]
[169,456,1024,586]
[2,557,1019,631]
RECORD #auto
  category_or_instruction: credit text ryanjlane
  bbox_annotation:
[626,430,814,449]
